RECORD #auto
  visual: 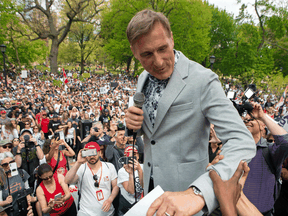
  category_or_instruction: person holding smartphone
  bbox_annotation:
[0,152,33,216]
[36,163,76,216]
[117,146,143,215]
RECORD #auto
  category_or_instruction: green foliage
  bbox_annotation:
[170,0,212,63]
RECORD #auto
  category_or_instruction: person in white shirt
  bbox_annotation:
[65,142,119,216]
[117,146,143,215]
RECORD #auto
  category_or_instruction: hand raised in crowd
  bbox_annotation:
[206,150,224,169]
[30,137,37,144]
[77,150,87,164]
[209,161,250,216]
[125,106,144,131]
[249,102,264,120]
[124,158,141,174]
[17,141,25,152]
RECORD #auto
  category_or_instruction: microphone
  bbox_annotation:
[133,92,145,109]
[127,92,145,137]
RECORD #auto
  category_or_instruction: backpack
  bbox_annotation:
[262,147,282,201]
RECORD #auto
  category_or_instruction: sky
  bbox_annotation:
[206,0,256,20]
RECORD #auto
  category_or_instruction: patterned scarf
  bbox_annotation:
[142,50,180,127]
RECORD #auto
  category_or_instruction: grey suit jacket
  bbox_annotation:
[137,52,256,214]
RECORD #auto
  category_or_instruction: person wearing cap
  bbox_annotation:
[117,146,143,215]
[14,129,45,187]
[0,110,9,125]
[48,114,62,136]
[0,140,22,168]
[0,152,34,216]
[65,142,119,216]
[99,109,111,125]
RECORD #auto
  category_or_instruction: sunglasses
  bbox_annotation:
[243,118,255,124]
[267,139,274,143]
[1,160,15,168]
[41,174,53,181]
[93,175,99,187]
[2,145,12,149]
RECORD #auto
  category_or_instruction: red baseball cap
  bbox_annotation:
[84,142,100,152]
[0,110,6,114]
[124,146,138,157]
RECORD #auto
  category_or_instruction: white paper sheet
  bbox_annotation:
[124,185,164,216]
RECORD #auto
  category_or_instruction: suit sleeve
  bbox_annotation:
[190,71,256,213]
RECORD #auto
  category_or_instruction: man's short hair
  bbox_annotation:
[126,9,171,45]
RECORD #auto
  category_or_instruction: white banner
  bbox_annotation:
[21,70,27,78]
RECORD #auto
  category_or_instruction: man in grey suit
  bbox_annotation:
[125,9,256,216]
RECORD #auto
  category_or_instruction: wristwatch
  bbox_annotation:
[192,186,203,197]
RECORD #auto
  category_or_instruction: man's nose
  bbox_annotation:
[153,53,164,68]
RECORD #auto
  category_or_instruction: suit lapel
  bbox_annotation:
[136,72,153,135]
[153,67,187,134]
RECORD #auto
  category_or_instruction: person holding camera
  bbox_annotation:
[44,138,75,176]
[0,152,34,216]
[14,130,45,187]
[117,146,143,215]
[36,163,76,216]
[65,142,119,216]
[241,102,288,215]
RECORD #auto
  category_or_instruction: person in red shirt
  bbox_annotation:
[38,111,50,139]
[36,163,76,216]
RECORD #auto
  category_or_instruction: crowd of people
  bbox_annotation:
[0,9,288,216]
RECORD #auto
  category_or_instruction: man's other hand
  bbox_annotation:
[146,188,205,216]
[209,161,250,216]
[125,106,144,131]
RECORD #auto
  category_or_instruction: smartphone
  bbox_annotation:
[9,162,19,177]
[82,149,97,157]
[124,156,136,165]
[54,192,62,201]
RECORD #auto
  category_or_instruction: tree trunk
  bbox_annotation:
[10,30,21,70]
[81,49,84,74]
[49,37,59,74]
[126,56,132,73]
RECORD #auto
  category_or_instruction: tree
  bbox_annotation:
[0,0,48,73]
[69,21,101,73]
[17,0,105,73]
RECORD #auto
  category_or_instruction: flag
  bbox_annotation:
[63,68,68,84]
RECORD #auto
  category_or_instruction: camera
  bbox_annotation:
[117,122,125,131]
[17,188,33,216]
